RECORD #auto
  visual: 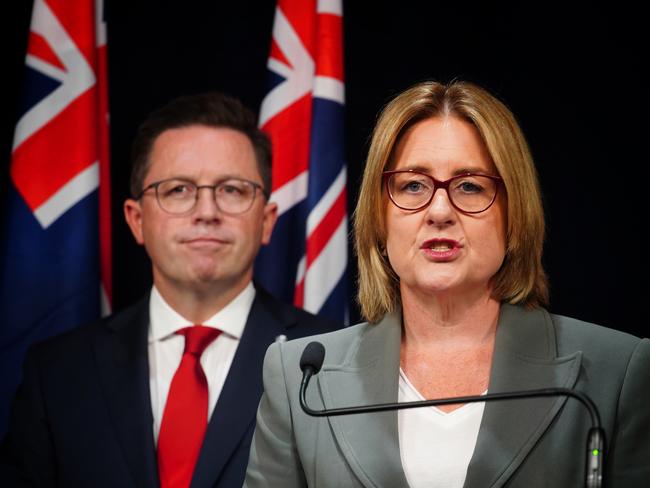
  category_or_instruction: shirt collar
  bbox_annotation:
[148,282,256,343]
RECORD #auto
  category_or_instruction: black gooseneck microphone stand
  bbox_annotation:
[298,341,605,488]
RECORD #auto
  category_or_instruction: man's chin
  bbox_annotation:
[186,267,246,290]
[189,270,225,286]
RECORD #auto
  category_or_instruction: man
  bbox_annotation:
[0,92,340,487]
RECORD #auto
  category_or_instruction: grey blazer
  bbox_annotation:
[245,304,650,487]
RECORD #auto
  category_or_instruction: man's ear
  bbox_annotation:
[260,201,278,246]
[124,198,145,245]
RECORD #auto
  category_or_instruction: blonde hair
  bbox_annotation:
[354,80,548,322]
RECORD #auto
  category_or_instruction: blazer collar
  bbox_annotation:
[316,305,583,488]
[191,286,298,488]
[92,295,159,488]
[317,311,410,488]
[463,304,582,487]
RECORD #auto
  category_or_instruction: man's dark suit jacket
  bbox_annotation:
[0,286,340,487]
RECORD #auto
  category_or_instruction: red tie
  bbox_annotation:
[157,325,221,488]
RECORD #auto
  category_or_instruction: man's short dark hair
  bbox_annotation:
[130,92,272,199]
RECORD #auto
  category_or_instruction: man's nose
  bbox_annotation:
[192,186,222,220]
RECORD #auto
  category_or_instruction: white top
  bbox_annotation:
[148,283,255,443]
[398,369,486,488]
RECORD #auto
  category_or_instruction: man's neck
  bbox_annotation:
[153,278,252,324]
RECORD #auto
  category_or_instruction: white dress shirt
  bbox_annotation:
[148,283,255,443]
[398,369,486,488]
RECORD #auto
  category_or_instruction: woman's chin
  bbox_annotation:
[402,279,459,297]
[401,277,494,301]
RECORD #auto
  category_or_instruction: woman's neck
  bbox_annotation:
[400,285,501,350]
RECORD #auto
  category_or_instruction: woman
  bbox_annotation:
[244,81,649,487]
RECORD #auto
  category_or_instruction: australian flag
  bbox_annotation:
[0,0,111,435]
[255,0,348,324]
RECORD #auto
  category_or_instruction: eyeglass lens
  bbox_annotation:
[155,178,258,215]
[387,172,498,213]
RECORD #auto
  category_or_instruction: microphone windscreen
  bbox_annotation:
[300,341,326,374]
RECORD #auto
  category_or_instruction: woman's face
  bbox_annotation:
[384,116,507,300]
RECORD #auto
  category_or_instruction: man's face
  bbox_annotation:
[124,125,277,297]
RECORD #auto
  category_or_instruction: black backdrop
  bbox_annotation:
[3,1,646,337]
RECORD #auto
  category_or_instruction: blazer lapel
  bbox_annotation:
[92,297,159,488]
[192,289,290,488]
[464,305,582,488]
[318,312,410,488]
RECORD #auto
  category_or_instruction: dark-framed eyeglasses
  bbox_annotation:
[383,170,503,214]
[137,177,265,215]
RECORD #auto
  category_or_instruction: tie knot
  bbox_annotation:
[177,325,221,356]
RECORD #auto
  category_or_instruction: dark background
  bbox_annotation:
[3,1,646,337]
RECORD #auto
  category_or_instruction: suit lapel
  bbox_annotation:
[318,312,410,488]
[464,305,582,488]
[192,289,291,488]
[92,297,159,488]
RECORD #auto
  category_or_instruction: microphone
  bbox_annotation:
[299,341,325,376]
[299,341,605,488]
